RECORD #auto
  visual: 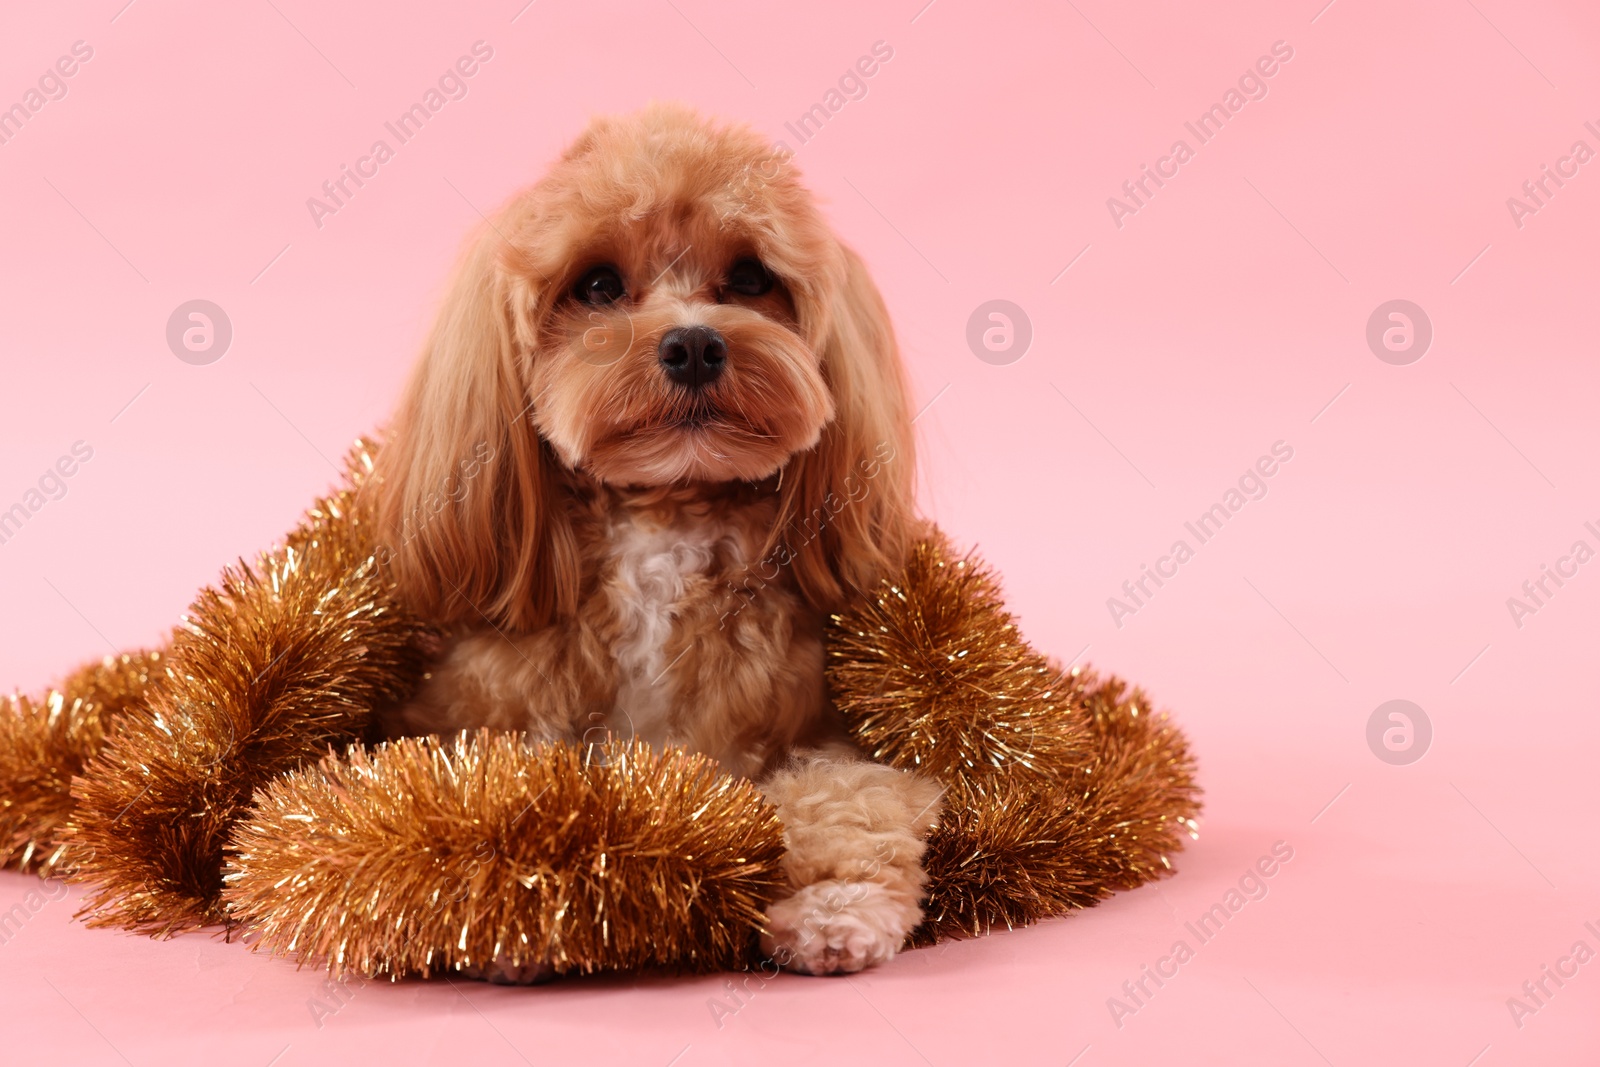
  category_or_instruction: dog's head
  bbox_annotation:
[377,103,916,629]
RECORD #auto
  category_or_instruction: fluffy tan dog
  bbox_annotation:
[373,103,942,979]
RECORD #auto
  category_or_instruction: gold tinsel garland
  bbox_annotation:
[0,649,168,876]
[64,440,435,934]
[911,673,1200,944]
[0,441,1202,977]
[223,734,787,978]
[826,536,1090,783]
[826,534,1201,944]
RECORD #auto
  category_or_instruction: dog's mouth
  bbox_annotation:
[644,402,781,453]
[579,396,800,486]
[666,399,723,431]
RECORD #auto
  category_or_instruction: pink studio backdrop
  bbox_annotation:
[2,0,1598,1064]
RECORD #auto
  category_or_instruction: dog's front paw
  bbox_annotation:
[760,880,919,975]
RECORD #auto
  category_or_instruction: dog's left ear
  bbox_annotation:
[770,244,918,611]
[370,206,580,632]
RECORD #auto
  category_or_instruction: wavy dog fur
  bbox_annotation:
[371,103,939,976]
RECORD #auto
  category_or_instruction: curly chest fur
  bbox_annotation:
[591,493,829,774]
[386,489,832,780]
[602,506,744,745]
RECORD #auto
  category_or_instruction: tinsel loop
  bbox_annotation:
[0,443,1202,974]
[826,534,1090,782]
[223,734,787,979]
[63,440,434,934]
[0,649,168,876]
[827,533,1202,943]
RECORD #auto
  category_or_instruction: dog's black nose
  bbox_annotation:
[657,326,726,389]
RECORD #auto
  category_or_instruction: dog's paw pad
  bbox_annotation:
[760,880,917,976]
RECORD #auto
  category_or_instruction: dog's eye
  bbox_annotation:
[574,265,625,305]
[726,258,773,297]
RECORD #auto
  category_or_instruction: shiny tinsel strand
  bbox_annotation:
[828,532,1201,944]
[826,533,1090,783]
[223,734,788,979]
[65,440,435,935]
[912,669,1201,944]
[0,649,168,876]
[16,437,1198,968]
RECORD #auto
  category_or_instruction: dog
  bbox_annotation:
[372,103,943,979]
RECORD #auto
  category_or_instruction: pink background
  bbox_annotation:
[3,0,1598,1063]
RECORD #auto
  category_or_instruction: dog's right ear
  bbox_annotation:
[372,214,579,631]
[769,243,918,613]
